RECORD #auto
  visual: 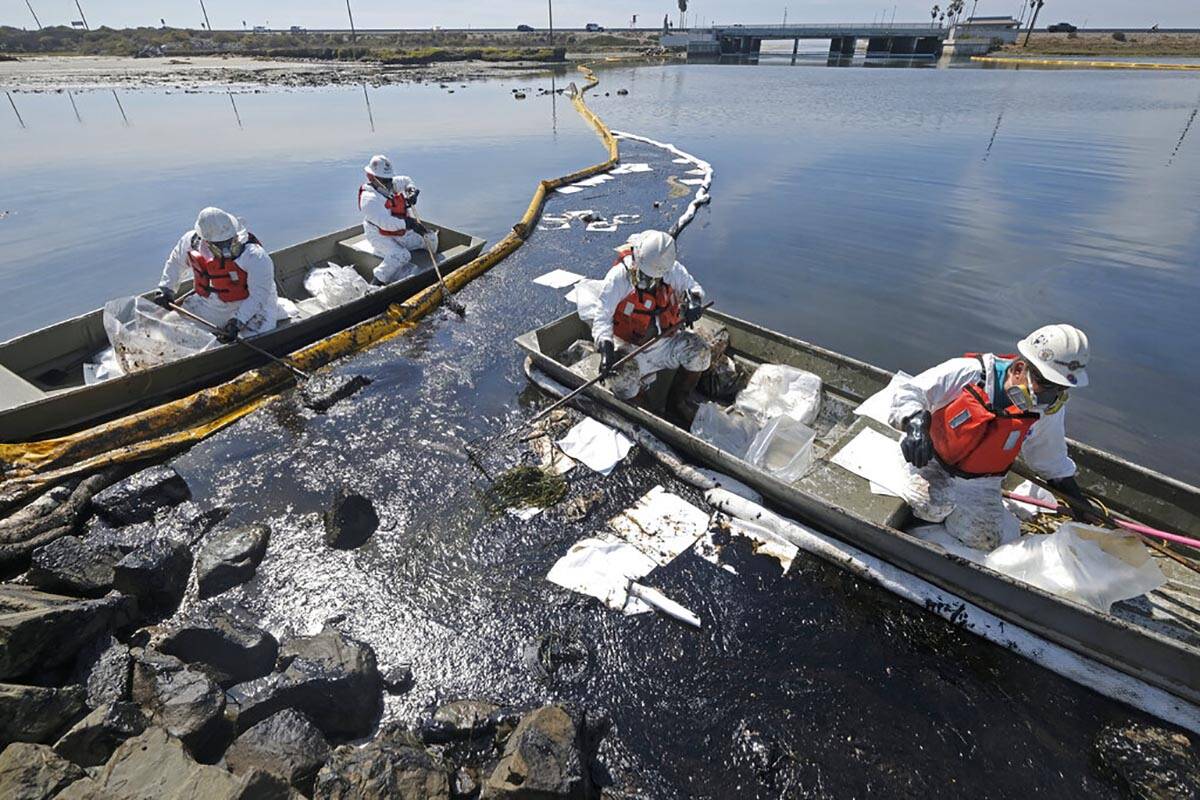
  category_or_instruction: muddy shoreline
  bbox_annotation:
[0,54,669,93]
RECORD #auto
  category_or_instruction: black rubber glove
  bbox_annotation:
[682,302,704,327]
[407,218,428,237]
[1047,475,1102,524]
[598,339,617,378]
[900,410,934,468]
[152,287,175,309]
[407,188,419,207]
[217,319,242,344]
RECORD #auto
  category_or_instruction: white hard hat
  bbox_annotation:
[1017,324,1090,388]
[365,155,395,180]
[195,207,241,243]
[627,229,676,279]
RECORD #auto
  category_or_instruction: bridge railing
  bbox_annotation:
[707,23,945,34]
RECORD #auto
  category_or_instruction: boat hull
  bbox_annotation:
[516,309,1200,706]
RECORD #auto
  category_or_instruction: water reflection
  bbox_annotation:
[361,84,375,134]
[5,90,25,128]
[228,92,243,130]
[111,90,130,126]
[67,91,82,124]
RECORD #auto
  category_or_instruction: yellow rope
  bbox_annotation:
[0,64,619,496]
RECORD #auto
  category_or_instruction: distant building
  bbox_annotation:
[954,15,1021,44]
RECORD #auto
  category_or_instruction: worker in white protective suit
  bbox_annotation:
[590,230,710,425]
[888,324,1096,550]
[153,207,280,342]
[357,154,438,285]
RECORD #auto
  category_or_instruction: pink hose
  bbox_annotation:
[1003,491,1200,551]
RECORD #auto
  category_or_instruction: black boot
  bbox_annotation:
[666,369,703,428]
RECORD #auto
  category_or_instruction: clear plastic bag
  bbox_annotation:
[101,296,219,376]
[303,263,371,310]
[745,415,816,483]
[735,364,823,426]
[984,522,1166,613]
[690,402,761,459]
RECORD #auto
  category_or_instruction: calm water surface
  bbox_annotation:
[2,60,1198,795]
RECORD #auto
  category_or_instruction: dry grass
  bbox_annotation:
[1002,32,1200,58]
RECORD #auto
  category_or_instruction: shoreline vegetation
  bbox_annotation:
[1000,31,1200,58]
[0,25,660,63]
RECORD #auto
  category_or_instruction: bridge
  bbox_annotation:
[680,23,950,58]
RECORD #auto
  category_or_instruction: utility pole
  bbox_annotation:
[1023,0,1044,46]
[346,0,356,42]
[74,0,89,30]
[199,0,212,32]
[24,0,41,30]
[548,0,554,47]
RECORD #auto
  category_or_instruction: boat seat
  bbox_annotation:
[0,362,46,412]
[798,416,910,529]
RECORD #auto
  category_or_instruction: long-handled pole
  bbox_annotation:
[167,301,310,381]
[1003,490,1200,551]
[408,209,466,317]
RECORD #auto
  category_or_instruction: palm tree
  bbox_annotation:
[1023,0,1045,46]
[931,4,940,27]
[678,0,688,30]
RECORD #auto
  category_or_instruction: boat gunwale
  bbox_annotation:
[515,308,1200,705]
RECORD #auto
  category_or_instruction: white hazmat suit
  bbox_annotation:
[888,354,1076,550]
[358,177,438,285]
[588,258,711,400]
[158,231,280,335]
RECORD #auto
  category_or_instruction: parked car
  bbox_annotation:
[1047,22,1078,33]
[516,24,534,32]
[585,22,606,32]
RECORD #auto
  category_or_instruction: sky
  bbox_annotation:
[1,0,1192,31]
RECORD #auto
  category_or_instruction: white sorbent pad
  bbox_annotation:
[532,269,585,289]
[829,428,910,498]
[556,417,634,476]
[555,185,585,194]
[546,537,656,614]
[586,221,619,232]
[611,163,653,175]
[608,485,711,566]
[680,178,705,186]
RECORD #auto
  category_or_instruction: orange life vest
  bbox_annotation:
[187,233,260,304]
[930,353,1040,478]
[610,248,683,346]
[358,184,408,237]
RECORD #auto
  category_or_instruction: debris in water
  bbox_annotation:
[617,89,629,96]
[301,374,374,413]
[485,466,567,516]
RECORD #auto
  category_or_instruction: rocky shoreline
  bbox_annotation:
[0,465,611,799]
